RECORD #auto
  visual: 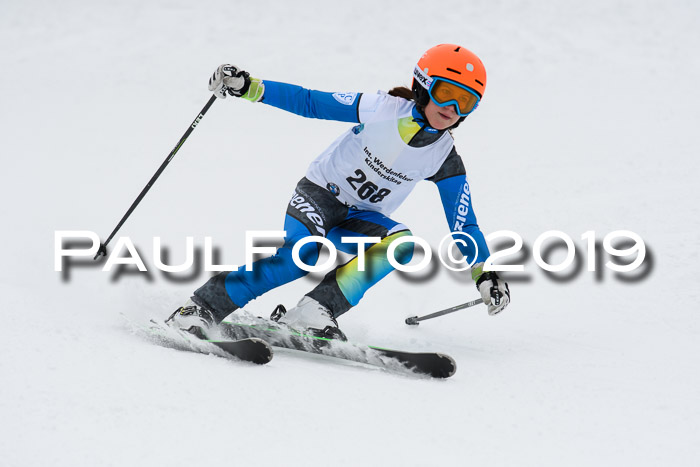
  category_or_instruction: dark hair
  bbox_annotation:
[388,86,414,101]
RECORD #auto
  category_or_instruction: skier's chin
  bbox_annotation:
[430,118,456,130]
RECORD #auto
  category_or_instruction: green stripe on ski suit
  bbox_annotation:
[242,77,265,102]
[471,262,484,282]
[336,230,414,307]
[397,116,422,144]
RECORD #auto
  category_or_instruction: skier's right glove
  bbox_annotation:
[208,64,264,102]
[472,262,511,315]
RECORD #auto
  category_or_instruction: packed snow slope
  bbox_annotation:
[2,0,699,466]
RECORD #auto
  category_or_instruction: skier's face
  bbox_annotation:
[424,100,460,130]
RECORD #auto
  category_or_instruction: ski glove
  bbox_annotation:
[472,262,511,315]
[208,64,264,102]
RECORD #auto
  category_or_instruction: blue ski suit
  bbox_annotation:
[193,81,491,322]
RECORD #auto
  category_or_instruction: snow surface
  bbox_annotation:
[2,0,699,465]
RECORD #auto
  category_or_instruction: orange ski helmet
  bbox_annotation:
[412,44,487,123]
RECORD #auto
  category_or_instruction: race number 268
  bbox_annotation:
[346,169,391,203]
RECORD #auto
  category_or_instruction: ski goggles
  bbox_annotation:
[428,78,481,116]
[414,65,482,116]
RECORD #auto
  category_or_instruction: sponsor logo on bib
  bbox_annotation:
[326,182,340,196]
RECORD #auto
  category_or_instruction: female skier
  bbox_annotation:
[168,44,510,339]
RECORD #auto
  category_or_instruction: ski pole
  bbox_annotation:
[405,298,484,325]
[93,94,218,260]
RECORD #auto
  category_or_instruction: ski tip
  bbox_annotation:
[435,353,457,378]
[243,338,274,365]
[211,338,274,365]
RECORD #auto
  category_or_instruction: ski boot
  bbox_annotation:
[271,296,347,341]
[165,299,216,338]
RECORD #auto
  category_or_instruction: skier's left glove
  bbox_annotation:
[472,262,510,315]
[208,64,264,102]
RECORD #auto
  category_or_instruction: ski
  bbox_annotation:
[218,316,456,378]
[129,316,273,365]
